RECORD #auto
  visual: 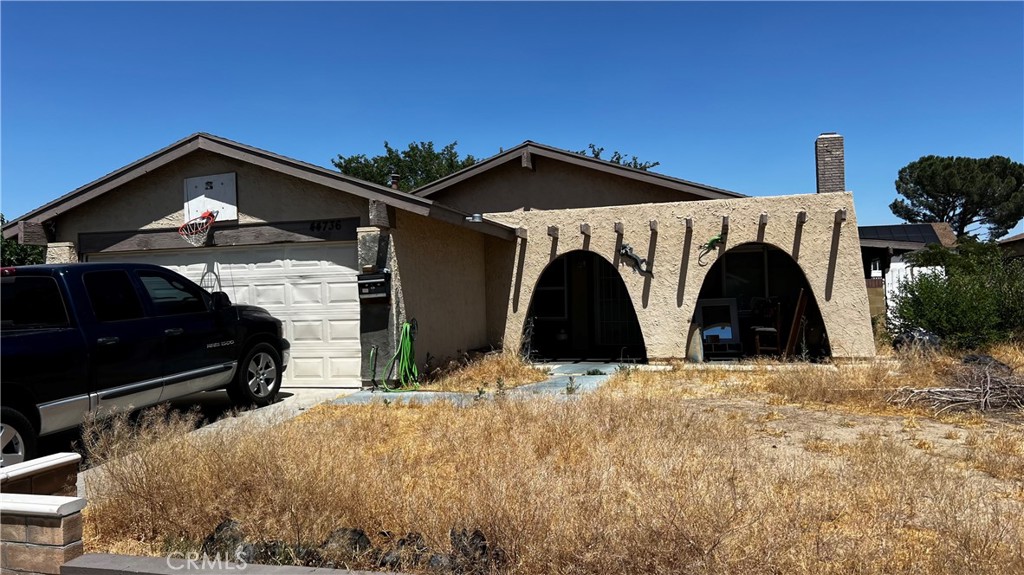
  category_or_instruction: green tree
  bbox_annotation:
[0,214,45,267]
[890,238,1024,348]
[332,141,478,192]
[573,143,660,171]
[889,155,1024,239]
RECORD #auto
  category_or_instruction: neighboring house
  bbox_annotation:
[998,231,1024,260]
[858,222,957,320]
[2,133,874,389]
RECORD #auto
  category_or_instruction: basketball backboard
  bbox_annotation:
[184,173,238,222]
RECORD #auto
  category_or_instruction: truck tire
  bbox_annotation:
[1,407,37,467]
[228,343,282,408]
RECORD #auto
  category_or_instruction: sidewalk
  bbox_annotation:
[332,361,637,406]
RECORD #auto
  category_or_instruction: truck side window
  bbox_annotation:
[0,276,70,329]
[83,271,144,322]
[137,271,207,316]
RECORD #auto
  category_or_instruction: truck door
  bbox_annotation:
[133,268,236,398]
[80,269,165,413]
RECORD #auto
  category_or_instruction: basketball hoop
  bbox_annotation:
[178,210,218,247]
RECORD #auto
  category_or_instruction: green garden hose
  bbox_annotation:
[381,320,420,392]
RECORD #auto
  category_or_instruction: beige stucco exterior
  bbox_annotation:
[488,192,875,360]
[388,211,491,367]
[50,150,368,249]
[11,133,877,389]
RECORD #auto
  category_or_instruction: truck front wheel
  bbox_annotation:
[1,407,37,467]
[228,343,282,407]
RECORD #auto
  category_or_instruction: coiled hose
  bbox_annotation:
[381,319,420,392]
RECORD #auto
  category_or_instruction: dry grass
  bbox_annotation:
[803,435,846,454]
[965,427,1024,481]
[601,344,1024,420]
[421,352,549,392]
[84,379,1024,574]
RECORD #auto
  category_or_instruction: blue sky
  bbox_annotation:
[2,2,1022,235]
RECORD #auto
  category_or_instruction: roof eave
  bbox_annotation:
[5,134,205,230]
[426,202,517,241]
[2,133,439,233]
[413,141,745,200]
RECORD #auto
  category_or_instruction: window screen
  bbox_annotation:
[0,276,70,329]
[138,271,207,316]
[83,271,144,322]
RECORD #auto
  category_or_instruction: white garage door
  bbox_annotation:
[88,243,361,389]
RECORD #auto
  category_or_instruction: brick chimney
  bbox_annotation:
[815,133,845,193]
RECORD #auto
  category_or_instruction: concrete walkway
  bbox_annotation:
[332,361,631,406]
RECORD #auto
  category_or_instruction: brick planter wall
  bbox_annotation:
[1,454,86,575]
[1,494,86,575]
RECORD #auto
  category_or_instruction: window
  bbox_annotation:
[83,271,144,322]
[697,298,740,344]
[138,271,207,316]
[0,276,70,329]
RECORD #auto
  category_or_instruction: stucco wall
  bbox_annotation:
[489,192,875,360]
[484,235,516,346]
[389,211,490,367]
[427,157,703,215]
[52,150,368,244]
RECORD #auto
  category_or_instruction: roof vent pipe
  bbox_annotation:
[390,174,401,190]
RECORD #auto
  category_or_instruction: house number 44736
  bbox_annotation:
[309,220,344,232]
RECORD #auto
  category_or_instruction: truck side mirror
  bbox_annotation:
[211,291,232,310]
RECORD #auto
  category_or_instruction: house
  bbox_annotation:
[858,222,957,320]
[2,132,874,389]
[998,231,1024,260]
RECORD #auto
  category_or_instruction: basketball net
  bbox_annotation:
[178,210,218,247]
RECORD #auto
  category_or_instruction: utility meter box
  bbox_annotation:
[357,271,391,302]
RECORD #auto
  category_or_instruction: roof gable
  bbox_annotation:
[3,133,514,241]
[412,141,746,201]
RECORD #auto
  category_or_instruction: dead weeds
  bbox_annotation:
[83,354,1024,574]
[419,352,549,392]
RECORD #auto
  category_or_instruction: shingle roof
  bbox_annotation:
[412,140,746,200]
[998,231,1024,245]
[858,223,957,249]
[2,133,515,241]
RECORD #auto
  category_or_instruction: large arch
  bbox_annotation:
[689,242,831,361]
[523,250,646,362]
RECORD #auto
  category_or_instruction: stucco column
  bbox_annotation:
[357,226,398,388]
[45,242,77,264]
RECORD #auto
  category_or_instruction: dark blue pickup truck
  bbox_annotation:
[0,263,290,466]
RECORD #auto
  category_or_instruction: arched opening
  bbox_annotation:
[523,251,646,362]
[692,242,830,361]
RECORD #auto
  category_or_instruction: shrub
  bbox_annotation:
[890,240,1024,348]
